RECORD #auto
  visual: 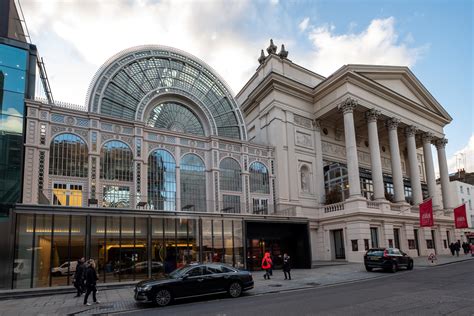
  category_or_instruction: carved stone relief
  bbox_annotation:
[296,131,313,148]
[293,114,313,129]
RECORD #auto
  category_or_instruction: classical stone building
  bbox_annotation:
[1,39,463,289]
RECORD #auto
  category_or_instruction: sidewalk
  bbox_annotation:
[0,255,472,316]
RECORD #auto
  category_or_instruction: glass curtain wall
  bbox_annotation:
[32,214,52,288]
[0,44,28,209]
[148,150,176,211]
[100,140,134,181]
[151,218,165,278]
[49,133,88,178]
[180,154,206,212]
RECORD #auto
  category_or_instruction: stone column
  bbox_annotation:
[405,126,423,205]
[386,118,405,203]
[313,119,325,204]
[422,132,439,208]
[366,109,385,200]
[338,98,361,198]
[436,138,453,209]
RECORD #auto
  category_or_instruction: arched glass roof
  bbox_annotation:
[147,102,205,136]
[86,45,246,140]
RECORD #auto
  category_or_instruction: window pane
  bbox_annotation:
[70,216,86,283]
[0,44,28,70]
[49,133,88,178]
[33,214,52,288]
[249,162,270,194]
[151,218,165,278]
[223,220,233,265]
[180,154,206,212]
[13,214,34,289]
[135,217,148,280]
[105,217,120,283]
[233,220,244,268]
[213,219,223,263]
[148,150,176,211]
[0,114,23,133]
[219,158,241,192]
[0,66,26,93]
[100,141,133,181]
[51,215,70,287]
[90,217,105,284]
[202,219,213,263]
[120,217,135,281]
[146,102,205,136]
[164,218,177,273]
[1,90,24,117]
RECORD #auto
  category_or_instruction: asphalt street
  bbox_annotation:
[117,260,474,316]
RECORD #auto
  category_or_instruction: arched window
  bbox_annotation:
[49,133,88,177]
[300,165,310,193]
[100,140,133,181]
[324,163,348,203]
[147,102,205,136]
[219,158,242,192]
[249,162,269,194]
[148,149,176,211]
[180,154,206,212]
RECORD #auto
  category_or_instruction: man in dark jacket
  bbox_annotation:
[84,259,100,306]
[73,257,85,297]
[283,253,291,280]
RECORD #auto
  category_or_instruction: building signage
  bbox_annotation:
[419,198,434,227]
[453,204,468,229]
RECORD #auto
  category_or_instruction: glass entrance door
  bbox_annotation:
[333,229,345,259]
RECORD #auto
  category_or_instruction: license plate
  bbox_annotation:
[370,257,380,261]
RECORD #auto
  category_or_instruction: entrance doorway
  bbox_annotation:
[332,229,345,259]
[414,229,420,256]
[245,221,310,271]
[394,228,400,249]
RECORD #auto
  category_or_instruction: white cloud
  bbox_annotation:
[21,0,261,105]
[269,0,279,5]
[447,134,474,173]
[299,17,310,32]
[304,17,427,76]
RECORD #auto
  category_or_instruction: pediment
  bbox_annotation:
[352,67,452,122]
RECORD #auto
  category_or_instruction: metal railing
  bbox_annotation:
[38,189,277,215]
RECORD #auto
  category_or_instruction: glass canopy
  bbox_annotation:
[89,47,245,140]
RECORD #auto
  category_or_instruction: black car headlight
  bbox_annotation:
[137,285,152,292]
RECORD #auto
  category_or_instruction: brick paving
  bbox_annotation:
[0,255,472,316]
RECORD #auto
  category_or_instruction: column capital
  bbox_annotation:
[338,97,358,114]
[422,132,434,144]
[366,108,381,123]
[312,119,321,132]
[404,125,418,137]
[435,138,448,149]
[386,117,401,131]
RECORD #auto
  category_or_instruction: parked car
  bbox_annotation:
[51,261,78,276]
[134,263,254,306]
[364,248,414,272]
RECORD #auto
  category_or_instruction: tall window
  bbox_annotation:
[49,133,88,177]
[300,165,310,193]
[180,154,206,212]
[100,140,133,181]
[249,162,269,194]
[219,158,241,192]
[148,149,176,211]
[324,163,348,201]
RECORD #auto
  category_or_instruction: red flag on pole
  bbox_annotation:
[454,204,468,228]
[419,198,434,227]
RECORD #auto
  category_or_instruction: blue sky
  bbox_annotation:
[22,0,473,172]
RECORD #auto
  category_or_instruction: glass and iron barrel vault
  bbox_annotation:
[12,45,311,289]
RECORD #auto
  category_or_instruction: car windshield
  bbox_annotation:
[168,266,192,279]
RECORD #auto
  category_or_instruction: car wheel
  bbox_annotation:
[407,261,414,270]
[154,288,172,307]
[390,263,398,273]
[365,265,373,272]
[228,282,242,298]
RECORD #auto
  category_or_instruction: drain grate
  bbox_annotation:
[268,284,283,287]
[305,282,320,286]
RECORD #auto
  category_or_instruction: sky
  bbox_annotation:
[21,0,473,175]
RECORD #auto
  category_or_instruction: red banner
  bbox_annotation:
[454,204,469,228]
[419,199,434,227]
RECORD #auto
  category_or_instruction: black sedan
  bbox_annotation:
[134,263,254,306]
[364,247,414,272]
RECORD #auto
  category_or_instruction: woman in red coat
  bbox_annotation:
[261,252,273,280]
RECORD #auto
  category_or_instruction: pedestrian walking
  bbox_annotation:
[83,259,100,306]
[283,253,291,280]
[73,257,86,297]
[454,241,461,257]
[449,243,455,256]
[462,242,469,255]
[261,252,272,280]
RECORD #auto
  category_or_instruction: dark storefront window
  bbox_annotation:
[0,44,27,210]
[13,214,244,288]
